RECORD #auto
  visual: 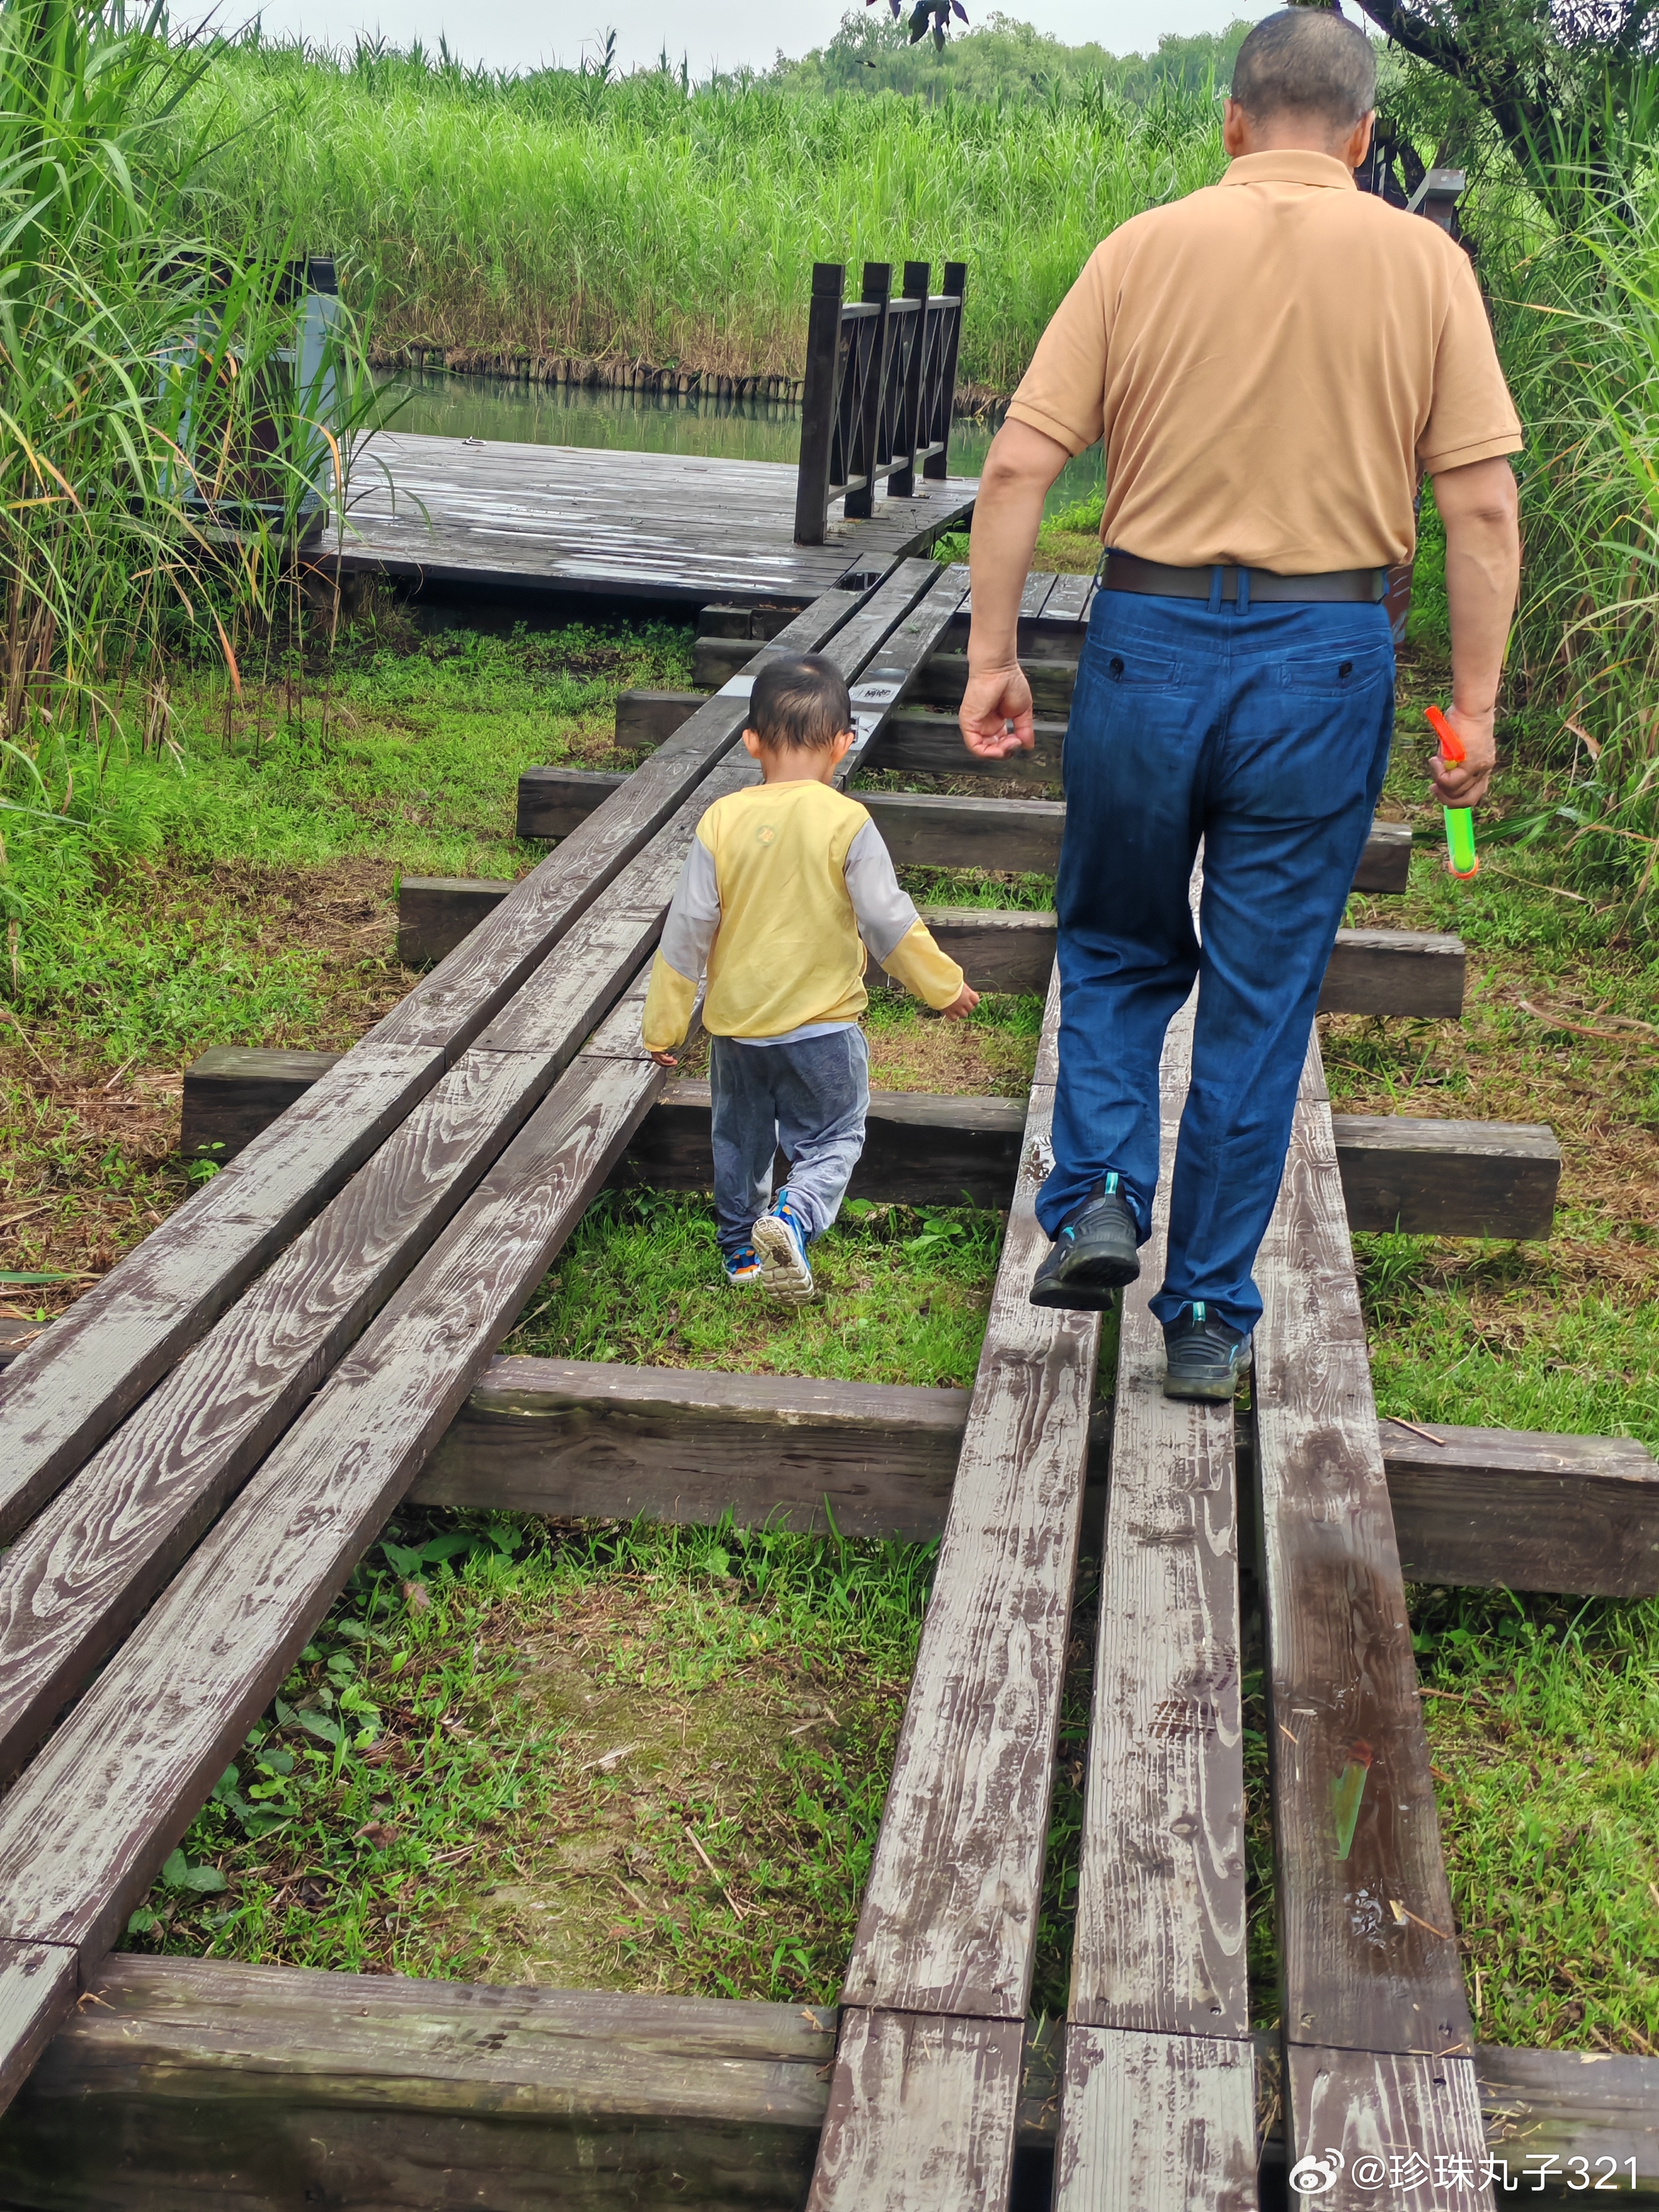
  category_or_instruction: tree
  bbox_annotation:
[1353,0,1659,204]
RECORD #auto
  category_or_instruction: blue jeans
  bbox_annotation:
[708,1029,869,1259]
[1040,588,1395,1335]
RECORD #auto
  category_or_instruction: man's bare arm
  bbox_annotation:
[1431,454,1521,807]
[960,418,1072,759]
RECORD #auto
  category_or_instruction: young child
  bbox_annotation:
[642,652,979,1303]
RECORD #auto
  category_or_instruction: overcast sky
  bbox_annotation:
[232,0,1252,82]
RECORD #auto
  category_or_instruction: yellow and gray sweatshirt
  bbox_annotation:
[640,779,966,1051]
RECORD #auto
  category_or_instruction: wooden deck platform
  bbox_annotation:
[327,431,978,605]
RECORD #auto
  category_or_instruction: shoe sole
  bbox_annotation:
[1028,1249,1139,1311]
[1162,1372,1245,1402]
[752,1215,814,1304]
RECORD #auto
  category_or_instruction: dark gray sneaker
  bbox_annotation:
[1162,1303,1253,1402]
[1029,1177,1141,1310]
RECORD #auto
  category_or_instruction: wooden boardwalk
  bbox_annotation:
[328,430,977,605]
[0,560,1652,2209]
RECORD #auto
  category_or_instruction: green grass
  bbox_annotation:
[132,1512,934,2005]
[1,608,692,1065]
[502,1187,1002,1388]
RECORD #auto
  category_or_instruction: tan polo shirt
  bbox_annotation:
[1007,149,1522,573]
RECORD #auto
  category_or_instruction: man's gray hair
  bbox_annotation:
[1230,9,1377,129]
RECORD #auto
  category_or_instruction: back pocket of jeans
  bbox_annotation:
[1281,644,1391,694]
[1086,641,1179,687]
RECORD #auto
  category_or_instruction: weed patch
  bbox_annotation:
[132,1514,933,2005]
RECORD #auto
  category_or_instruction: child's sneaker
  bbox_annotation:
[724,1244,763,1287]
[752,1195,814,1304]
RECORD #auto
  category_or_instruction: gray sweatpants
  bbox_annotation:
[709,1029,870,1260]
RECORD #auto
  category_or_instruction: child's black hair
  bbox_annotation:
[746,652,853,753]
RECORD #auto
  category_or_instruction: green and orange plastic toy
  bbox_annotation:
[1426,704,1480,880]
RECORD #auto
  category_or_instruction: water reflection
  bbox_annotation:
[368,366,1104,518]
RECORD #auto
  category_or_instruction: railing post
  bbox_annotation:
[888,259,930,500]
[794,261,846,547]
[842,262,892,521]
[923,258,967,482]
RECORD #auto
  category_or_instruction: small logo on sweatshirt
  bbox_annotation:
[756,824,777,845]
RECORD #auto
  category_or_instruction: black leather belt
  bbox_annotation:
[1104,552,1386,604]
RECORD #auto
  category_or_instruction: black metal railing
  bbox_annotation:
[793,257,966,547]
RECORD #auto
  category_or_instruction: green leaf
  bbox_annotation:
[381,1541,426,1577]
[297,1709,343,1746]
[160,1847,189,1887]
[0,1271,72,1284]
[179,1863,227,1893]
[126,1907,160,1935]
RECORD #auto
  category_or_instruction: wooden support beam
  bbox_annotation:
[403,869,1464,1009]
[395,875,513,966]
[1379,1421,1659,1596]
[523,763,1412,895]
[181,1056,1560,1240]
[1333,1114,1560,1238]
[416,1356,971,1536]
[617,688,1069,784]
[2,1955,1655,2208]
[0,1957,838,2211]
[421,1364,1657,1599]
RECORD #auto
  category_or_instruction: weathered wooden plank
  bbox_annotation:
[616,686,704,753]
[867,710,1066,785]
[517,765,630,841]
[1333,1115,1560,1238]
[911,651,1077,717]
[1474,2044,1659,2188]
[1380,1422,1659,1596]
[841,978,1096,2018]
[806,2009,1024,2212]
[0,1043,444,1545]
[1255,1045,1476,2066]
[0,1943,77,2119]
[3,1952,1654,2210]
[395,874,514,966]
[0,888,655,1779]
[615,1078,1024,1210]
[0,1044,671,2102]
[1287,2046,1494,2211]
[857,788,1065,874]
[397,885,1056,1002]
[1069,1003,1247,2039]
[0,1958,833,2212]
[417,1357,969,1535]
[1353,818,1413,893]
[1320,928,1464,1019]
[1053,2028,1257,2212]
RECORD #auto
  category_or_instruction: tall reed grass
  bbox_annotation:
[0,0,370,1009]
[184,40,1226,392]
[1485,180,1659,885]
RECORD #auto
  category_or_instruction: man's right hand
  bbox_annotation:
[960,664,1036,760]
[1430,703,1496,807]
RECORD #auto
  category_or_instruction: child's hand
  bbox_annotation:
[649,1048,679,1068]
[941,984,980,1021]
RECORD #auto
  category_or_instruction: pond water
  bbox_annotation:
[369,367,1105,521]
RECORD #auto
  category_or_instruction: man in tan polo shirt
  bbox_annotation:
[960,6,1522,1400]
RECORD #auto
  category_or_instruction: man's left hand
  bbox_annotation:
[960,664,1036,760]
[1430,704,1496,807]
